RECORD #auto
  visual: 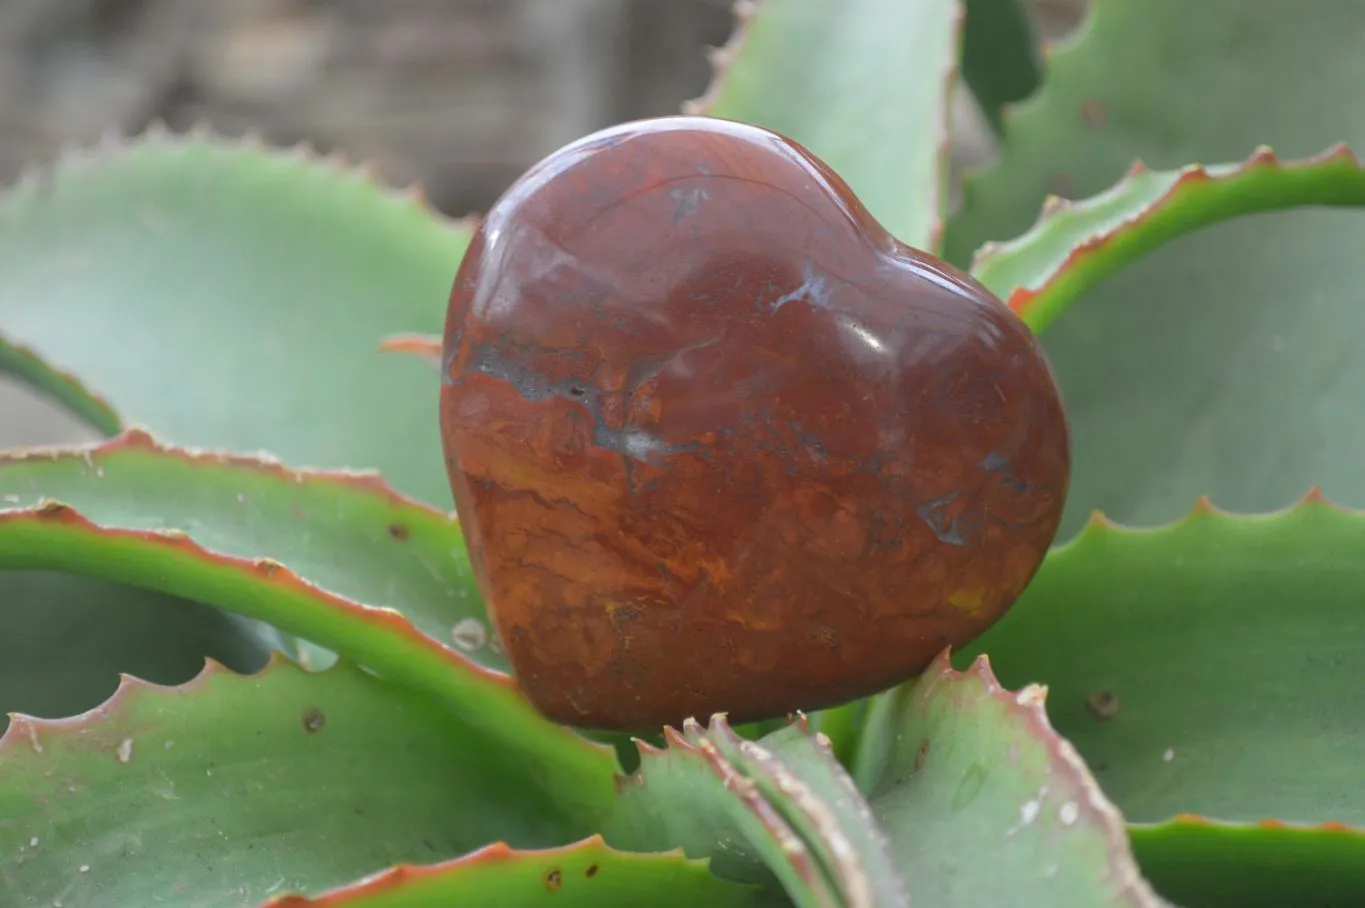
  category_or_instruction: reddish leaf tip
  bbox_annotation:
[661,725,694,751]
[1188,494,1221,516]
[1317,141,1361,167]
[1300,485,1331,506]
[379,333,444,370]
[1246,145,1281,168]
[1083,509,1117,531]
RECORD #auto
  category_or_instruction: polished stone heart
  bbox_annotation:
[440,115,1069,731]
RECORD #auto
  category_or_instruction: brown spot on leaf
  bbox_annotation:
[302,707,326,733]
[388,522,410,541]
[1086,690,1120,721]
[253,558,284,578]
[585,863,599,878]
[36,501,74,519]
[913,738,930,773]
[545,868,562,891]
[1080,98,1108,126]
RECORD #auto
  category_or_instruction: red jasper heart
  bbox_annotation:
[440,115,1069,731]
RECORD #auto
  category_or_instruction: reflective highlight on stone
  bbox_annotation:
[440,115,1070,730]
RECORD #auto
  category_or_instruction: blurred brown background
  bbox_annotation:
[0,0,1083,449]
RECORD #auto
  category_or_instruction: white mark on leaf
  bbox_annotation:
[451,617,487,651]
[1007,785,1048,837]
[116,738,133,764]
[1059,801,1079,825]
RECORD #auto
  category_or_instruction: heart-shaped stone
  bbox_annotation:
[440,115,1069,731]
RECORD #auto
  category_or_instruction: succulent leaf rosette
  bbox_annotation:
[2,2,1363,906]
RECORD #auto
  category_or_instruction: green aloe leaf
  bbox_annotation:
[703,720,909,907]
[1130,817,1365,908]
[605,715,902,907]
[0,573,276,730]
[943,0,1365,534]
[961,496,1365,825]
[0,337,118,435]
[262,837,766,908]
[969,146,1365,333]
[693,0,961,251]
[0,129,470,507]
[0,431,618,813]
[856,653,1164,907]
[0,656,588,907]
[960,0,1039,132]
[0,429,498,671]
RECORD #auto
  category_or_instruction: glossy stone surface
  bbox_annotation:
[440,115,1069,731]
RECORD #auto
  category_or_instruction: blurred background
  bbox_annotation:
[0,0,1083,449]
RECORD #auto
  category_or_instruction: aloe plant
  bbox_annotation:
[2,1,1362,905]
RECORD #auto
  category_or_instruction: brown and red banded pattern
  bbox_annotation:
[440,115,1069,730]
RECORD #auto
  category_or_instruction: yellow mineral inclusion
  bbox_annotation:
[948,588,987,617]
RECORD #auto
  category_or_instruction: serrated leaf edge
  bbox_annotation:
[949,0,1097,230]
[0,498,508,683]
[969,143,1363,329]
[0,656,636,908]
[0,120,481,457]
[258,834,718,908]
[920,650,1166,906]
[0,427,456,516]
[2,649,291,751]
[958,0,1042,133]
[712,718,909,908]
[681,0,763,118]
[0,437,621,794]
[1071,485,1353,541]
[629,722,839,908]
[1143,813,1365,835]
[5,118,481,234]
